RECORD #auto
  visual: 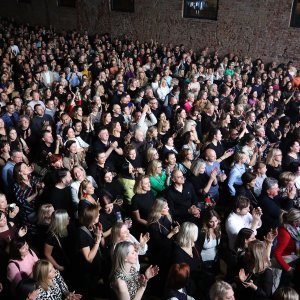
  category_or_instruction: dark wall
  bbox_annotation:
[2,0,300,64]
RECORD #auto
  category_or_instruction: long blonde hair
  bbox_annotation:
[176,222,198,248]
[266,148,282,167]
[33,260,53,291]
[48,209,69,237]
[248,240,270,273]
[147,198,172,225]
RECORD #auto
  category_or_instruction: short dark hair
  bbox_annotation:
[234,196,250,211]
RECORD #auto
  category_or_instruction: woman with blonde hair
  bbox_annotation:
[157,117,170,138]
[157,78,171,102]
[147,199,179,265]
[266,148,283,180]
[190,159,217,199]
[44,209,73,283]
[110,222,149,270]
[33,259,81,300]
[146,147,160,163]
[147,160,171,197]
[238,240,272,299]
[110,241,159,300]
[70,165,97,211]
[171,222,201,298]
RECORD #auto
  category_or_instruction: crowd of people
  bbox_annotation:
[0,17,300,300]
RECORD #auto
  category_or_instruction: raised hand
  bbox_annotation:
[145,265,159,280]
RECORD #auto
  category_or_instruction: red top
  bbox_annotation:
[273,226,296,271]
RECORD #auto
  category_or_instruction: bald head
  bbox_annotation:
[205,148,217,162]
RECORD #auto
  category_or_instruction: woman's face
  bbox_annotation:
[105,113,112,123]
[151,150,159,160]
[9,129,17,141]
[126,245,138,265]
[198,164,206,174]
[20,163,31,176]
[69,143,77,154]
[48,263,56,280]
[74,167,85,181]
[245,232,256,246]
[187,150,194,161]
[76,107,83,116]
[128,149,136,160]
[114,122,122,132]
[226,114,231,124]
[104,203,113,214]
[166,137,174,147]
[84,182,95,195]
[180,110,187,118]
[19,241,29,257]
[161,203,169,216]
[272,120,279,129]
[1,143,10,153]
[67,128,75,138]
[0,196,7,210]
[274,151,282,162]
[215,130,222,142]
[120,225,130,241]
[291,142,300,153]
[141,178,151,191]
[208,216,219,229]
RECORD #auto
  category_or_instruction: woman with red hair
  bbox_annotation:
[165,263,195,300]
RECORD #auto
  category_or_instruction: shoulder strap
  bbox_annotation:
[80,226,94,240]
[8,260,20,271]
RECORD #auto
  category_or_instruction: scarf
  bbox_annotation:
[285,224,300,241]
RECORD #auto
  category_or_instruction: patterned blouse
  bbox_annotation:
[36,270,69,300]
[13,175,40,234]
[113,266,141,300]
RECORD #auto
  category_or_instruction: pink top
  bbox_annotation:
[7,249,38,286]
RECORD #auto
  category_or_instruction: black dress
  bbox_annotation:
[76,226,103,298]
[171,244,202,298]
[131,191,156,235]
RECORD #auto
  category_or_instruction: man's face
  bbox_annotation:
[99,129,109,141]
[268,184,279,198]
[173,171,185,185]
[43,132,53,144]
[7,104,15,114]
[35,105,44,116]
[237,205,250,216]
[206,150,216,163]
[12,152,23,163]
[74,123,82,133]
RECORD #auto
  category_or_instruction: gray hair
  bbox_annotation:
[190,159,206,177]
[262,177,278,193]
[111,241,134,278]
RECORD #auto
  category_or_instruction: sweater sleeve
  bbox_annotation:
[7,262,21,285]
[254,268,273,298]
[273,228,294,271]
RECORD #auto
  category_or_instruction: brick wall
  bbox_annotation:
[1,0,300,64]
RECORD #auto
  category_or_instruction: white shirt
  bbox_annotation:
[225,212,254,250]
